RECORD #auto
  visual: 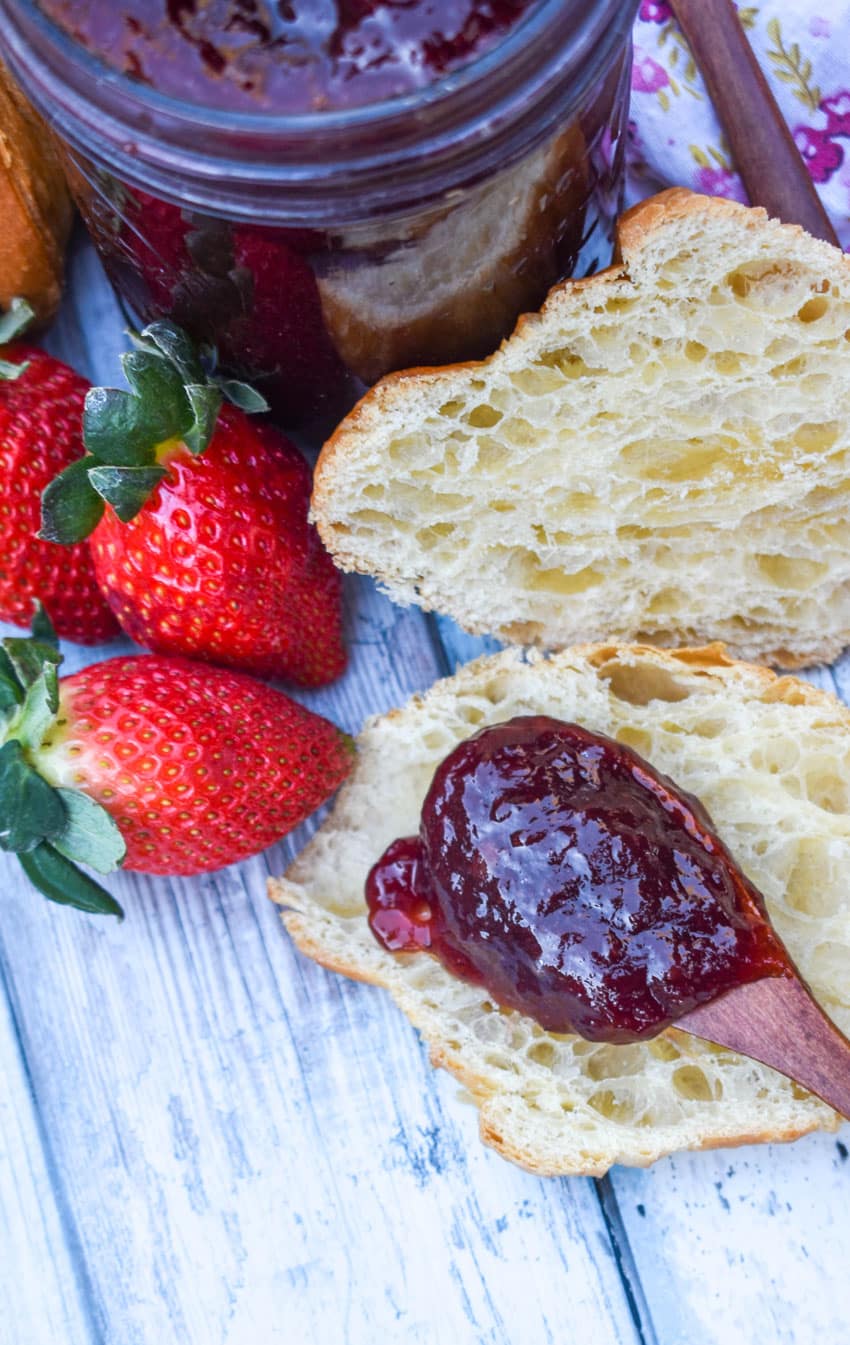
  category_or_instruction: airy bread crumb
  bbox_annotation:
[313,189,850,668]
[270,644,850,1176]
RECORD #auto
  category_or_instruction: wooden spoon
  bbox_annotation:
[669,0,841,246]
[662,0,848,1116]
[677,976,850,1118]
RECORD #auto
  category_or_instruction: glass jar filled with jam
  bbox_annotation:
[0,1,639,424]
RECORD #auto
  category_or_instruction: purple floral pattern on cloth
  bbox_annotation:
[639,0,673,22]
[794,126,844,183]
[693,166,749,203]
[627,2,850,247]
[632,48,670,94]
[822,91,850,137]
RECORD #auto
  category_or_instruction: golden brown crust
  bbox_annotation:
[280,901,836,1178]
[477,1101,826,1178]
[615,187,763,257]
[0,62,73,325]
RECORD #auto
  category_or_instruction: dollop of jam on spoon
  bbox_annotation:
[366,716,791,1044]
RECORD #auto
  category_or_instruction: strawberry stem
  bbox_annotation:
[0,299,36,381]
[41,319,268,544]
[0,614,126,917]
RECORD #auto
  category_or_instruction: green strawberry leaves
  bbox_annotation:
[183,384,223,455]
[0,741,66,852]
[217,379,271,414]
[0,297,35,344]
[0,357,28,380]
[40,318,269,544]
[83,383,176,465]
[3,636,61,693]
[0,650,24,716]
[19,844,123,918]
[0,611,59,735]
[41,458,105,544]
[87,465,168,523]
[0,615,125,918]
[132,320,205,383]
[0,298,35,380]
[13,661,60,753]
[31,604,60,648]
[52,789,126,874]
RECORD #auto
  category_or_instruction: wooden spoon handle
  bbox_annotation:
[669,0,841,245]
[677,975,850,1119]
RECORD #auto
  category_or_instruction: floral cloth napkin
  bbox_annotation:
[627,0,850,246]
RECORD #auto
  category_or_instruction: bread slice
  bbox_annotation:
[270,644,850,1176]
[0,62,73,324]
[312,190,850,669]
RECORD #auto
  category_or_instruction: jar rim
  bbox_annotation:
[0,0,638,220]
[3,0,624,135]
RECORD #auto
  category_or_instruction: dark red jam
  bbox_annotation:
[40,1,539,113]
[366,717,791,1043]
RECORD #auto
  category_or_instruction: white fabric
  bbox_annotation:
[628,0,850,246]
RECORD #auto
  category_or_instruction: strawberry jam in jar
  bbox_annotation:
[0,0,639,424]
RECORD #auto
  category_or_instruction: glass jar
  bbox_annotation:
[0,0,639,426]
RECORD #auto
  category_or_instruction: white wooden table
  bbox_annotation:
[1,233,848,1345]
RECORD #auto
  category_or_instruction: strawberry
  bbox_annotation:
[0,302,121,645]
[223,227,346,424]
[116,193,342,422]
[0,616,354,915]
[124,189,193,314]
[42,321,347,686]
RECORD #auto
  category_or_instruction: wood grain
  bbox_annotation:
[605,656,850,1345]
[0,591,642,1344]
[0,967,96,1345]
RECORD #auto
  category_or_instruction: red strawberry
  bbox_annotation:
[40,656,352,874]
[90,405,345,685]
[0,315,121,644]
[115,192,341,423]
[0,622,354,914]
[124,190,192,314]
[223,227,345,424]
[42,321,347,686]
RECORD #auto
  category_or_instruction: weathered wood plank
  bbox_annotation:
[0,959,96,1345]
[830,650,850,704]
[45,225,128,384]
[428,616,503,676]
[610,1136,850,1345]
[9,229,848,1345]
[0,585,640,1344]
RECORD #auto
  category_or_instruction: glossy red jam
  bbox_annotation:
[366,717,790,1043]
[39,1,539,113]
